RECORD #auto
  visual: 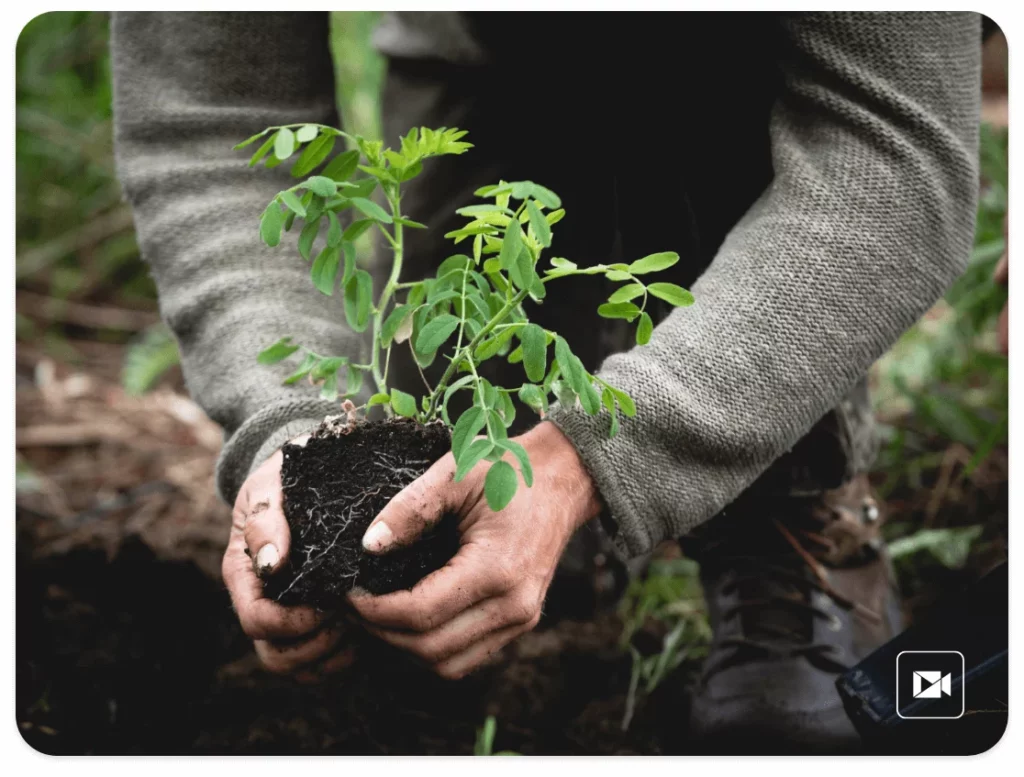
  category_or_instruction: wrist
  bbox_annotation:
[520,420,604,531]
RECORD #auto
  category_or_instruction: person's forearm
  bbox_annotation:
[111,12,368,504]
[549,11,981,557]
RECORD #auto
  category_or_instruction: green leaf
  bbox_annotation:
[283,353,318,384]
[279,190,306,217]
[381,304,414,347]
[310,245,341,295]
[647,282,694,307]
[628,251,679,275]
[636,311,654,345]
[351,197,393,223]
[259,203,284,247]
[498,219,523,271]
[390,389,417,418]
[321,149,360,182]
[611,387,636,417]
[452,407,486,459]
[292,131,335,177]
[344,364,363,397]
[248,133,277,167]
[484,460,519,511]
[319,371,339,401]
[605,270,632,282]
[554,337,584,394]
[609,283,645,304]
[257,337,298,365]
[343,218,374,242]
[274,127,296,160]
[519,324,547,383]
[367,393,391,408]
[305,176,339,198]
[518,383,548,415]
[598,302,642,321]
[344,270,373,332]
[341,241,356,285]
[324,211,343,247]
[298,218,320,260]
[338,177,377,199]
[295,124,318,143]
[579,379,601,415]
[601,387,620,437]
[455,438,493,482]
[234,129,270,150]
[499,439,534,487]
[526,200,551,247]
[415,314,460,354]
[311,356,347,380]
[394,216,428,229]
[457,204,515,218]
[529,183,562,209]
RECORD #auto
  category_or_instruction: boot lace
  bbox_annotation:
[700,504,881,684]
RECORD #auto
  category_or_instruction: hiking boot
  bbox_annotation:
[682,475,903,754]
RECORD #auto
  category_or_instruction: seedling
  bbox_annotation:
[235,123,693,603]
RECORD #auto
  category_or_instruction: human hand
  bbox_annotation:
[223,437,355,682]
[348,421,603,679]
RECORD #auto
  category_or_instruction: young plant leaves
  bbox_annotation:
[455,438,493,482]
[381,304,414,347]
[292,131,335,177]
[499,219,523,271]
[274,127,296,160]
[597,302,641,321]
[647,282,694,307]
[500,439,534,487]
[298,218,320,260]
[628,251,679,274]
[310,245,341,295]
[351,197,393,224]
[526,200,551,247]
[257,338,298,365]
[484,460,518,511]
[367,392,391,408]
[452,407,486,460]
[415,314,460,355]
[279,190,307,218]
[636,311,654,345]
[260,203,284,247]
[305,176,339,198]
[344,269,373,332]
[608,283,645,304]
[321,149,360,182]
[390,389,417,418]
[519,324,547,382]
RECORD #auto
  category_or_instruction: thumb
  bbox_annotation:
[241,453,292,577]
[362,453,460,555]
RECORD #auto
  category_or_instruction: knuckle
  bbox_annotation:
[506,593,538,626]
[490,559,520,593]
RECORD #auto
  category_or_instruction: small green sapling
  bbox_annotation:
[237,123,693,513]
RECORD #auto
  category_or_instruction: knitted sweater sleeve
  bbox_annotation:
[111,12,366,504]
[548,12,981,557]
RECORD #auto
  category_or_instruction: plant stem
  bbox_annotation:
[369,186,405,402]
[425,287,531,418]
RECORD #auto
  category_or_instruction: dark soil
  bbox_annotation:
[263,417,460,607]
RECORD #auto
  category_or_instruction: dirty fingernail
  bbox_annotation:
[362,522,394,553]
[255,544,280,573]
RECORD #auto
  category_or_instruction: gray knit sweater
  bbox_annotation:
[111,12,980,558]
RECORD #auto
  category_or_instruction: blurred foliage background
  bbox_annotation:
[15,11,1008,714]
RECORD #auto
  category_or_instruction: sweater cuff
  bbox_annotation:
[214,398,342,505]
[545,406,654,559]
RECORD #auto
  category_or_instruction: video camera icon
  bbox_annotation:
[912,670,953,699]
[897,651,965,720]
